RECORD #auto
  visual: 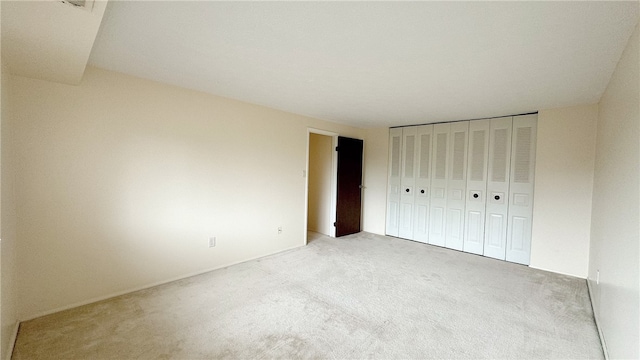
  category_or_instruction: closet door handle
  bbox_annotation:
[494,195,500,200]
[473,193,479,199]
[405,188,410,193]
[420,189,425,194]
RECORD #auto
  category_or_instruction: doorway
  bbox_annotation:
[306,130,337,243]
[305,129,365,244]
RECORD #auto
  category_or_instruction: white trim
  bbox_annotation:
[528,264,586,279]
[19,244,305,322]
[587,279,609,360]
[6,321,19,360]
[307,128,338,137]
[305,128,339,244]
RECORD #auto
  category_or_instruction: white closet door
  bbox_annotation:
[386,128,402,237]
[413,125,433,243]
[506,115,537,265]
[445,121,469,250]
[429,123,450,247]
[464,119,490,255]
[483,117,512,260]
[399,127,418,239]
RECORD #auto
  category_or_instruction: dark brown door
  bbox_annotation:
[335,136,363,237]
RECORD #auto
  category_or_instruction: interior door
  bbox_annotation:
[429,123,450,247]
[484,117,513,260]
[506,114,537,265]
[413,125,433,243]
[399,127,418,239]
[445,121,469,251]
[336,136,364,237]
[464,119,490,255]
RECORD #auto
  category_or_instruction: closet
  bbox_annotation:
[386,114,537,265]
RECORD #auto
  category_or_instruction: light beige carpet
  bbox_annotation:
[13,232,603,359]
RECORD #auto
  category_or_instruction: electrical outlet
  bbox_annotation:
[596,270,600,285]
[209,237,216,248]
[277,226,282,235]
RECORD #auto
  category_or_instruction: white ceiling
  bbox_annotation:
[37,2,640,128]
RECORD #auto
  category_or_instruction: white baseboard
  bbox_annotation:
[21,244,305,322]
[528,264,585,279]
[586,279,609,360]
[5,321,19,360]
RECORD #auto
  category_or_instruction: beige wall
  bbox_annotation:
[10,67,364,320]
[530,105,598,278]
[1,60,19,360]
[588,22,639,359]
[362,127,389,235]
[307,133,332,235]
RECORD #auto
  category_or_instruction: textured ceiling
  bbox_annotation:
[89,1,639,128]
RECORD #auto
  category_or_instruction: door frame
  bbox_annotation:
[304,128,339,244]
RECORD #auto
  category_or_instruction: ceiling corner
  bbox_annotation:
[1,0,108,85]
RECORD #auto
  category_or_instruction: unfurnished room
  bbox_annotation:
[0,1,638,359]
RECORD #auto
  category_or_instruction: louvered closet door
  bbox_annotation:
[399,127,418,239]
[444,121,469,251]
[386,128,402,237]
[463,119,490,255]
[506,115,537,265]
[429,123,450,247]
[484,117,513,260]
[413,125,433,243]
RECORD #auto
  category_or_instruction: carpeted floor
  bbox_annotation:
[13,232,603,359]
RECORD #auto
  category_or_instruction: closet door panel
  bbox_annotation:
[399,127,418,239]
[506,114,537,265]
[386,128,403,237]
[464,119,490,255]
[413,125,433,243]
[483,117,512,260]
[429,123,450,247]
[466,211,484,248]
[386,114,537,267]
[445,121,469,251]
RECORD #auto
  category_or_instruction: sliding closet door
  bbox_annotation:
[398,127,418,239]
[386,128,402,237]
[483,117,512,260]
[506,115,537,265]
[463,119,490,255]
[429,123,450,247]
[413,125,433,243]
[445,121,469,251]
